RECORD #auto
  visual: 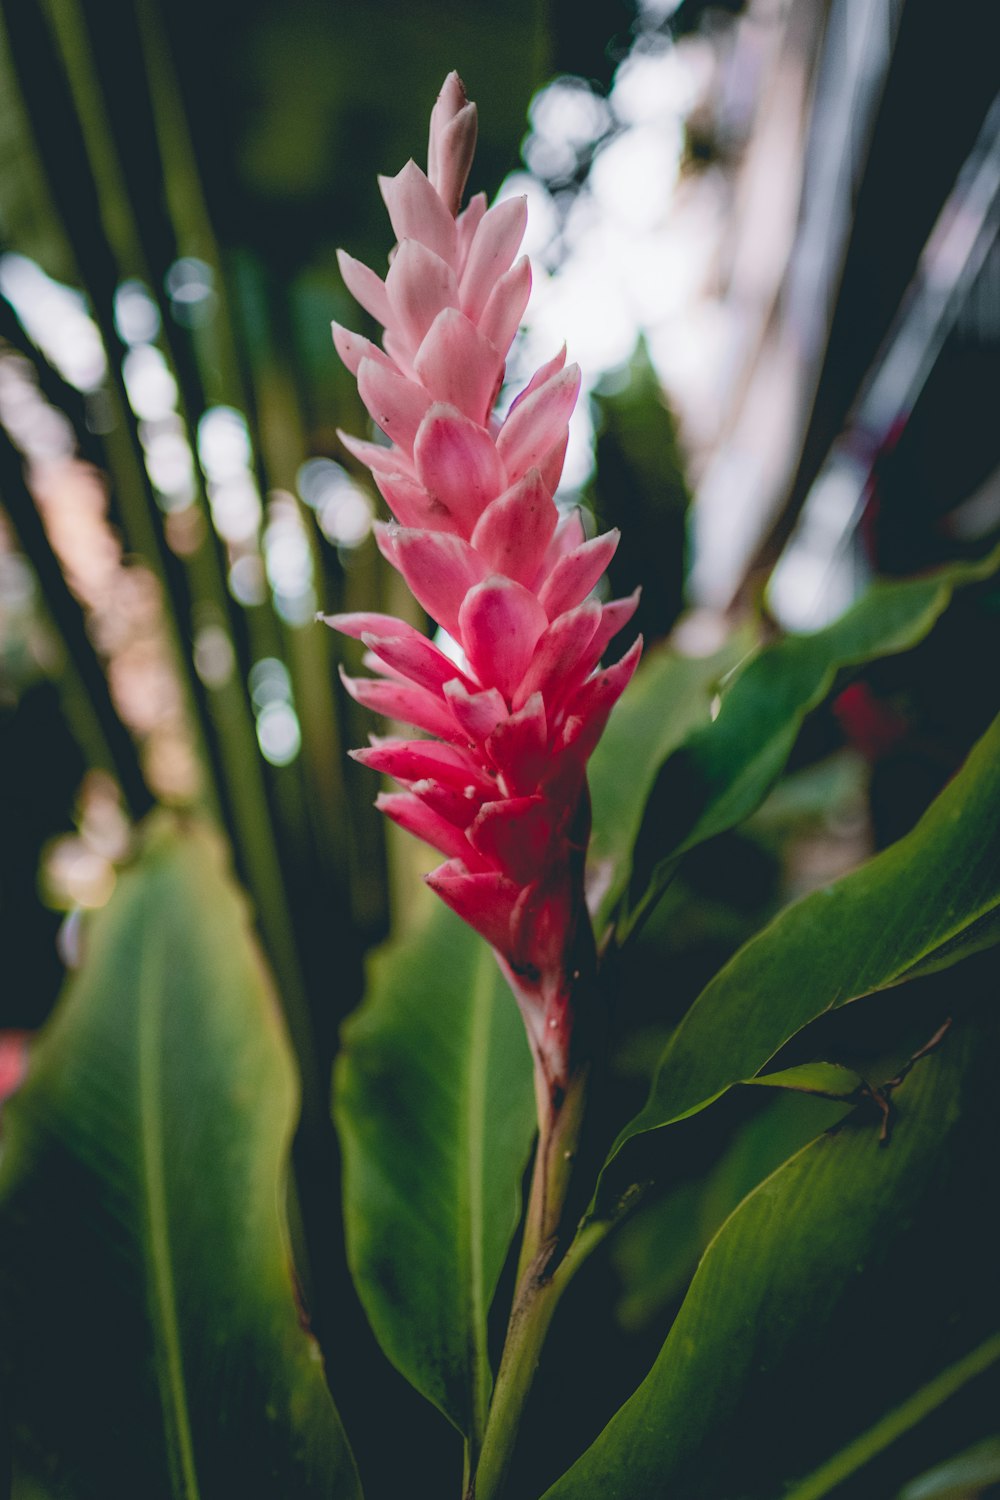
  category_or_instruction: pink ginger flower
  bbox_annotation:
[325,73,641,1100]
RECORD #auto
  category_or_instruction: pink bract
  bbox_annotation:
[325,72,641,1097]
[0,1031,30,1113]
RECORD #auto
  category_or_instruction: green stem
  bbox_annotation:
[517,1060,589,1284]
[470,1062,591,1500]
[470,1261,565,1500]
[473,815,604,1499]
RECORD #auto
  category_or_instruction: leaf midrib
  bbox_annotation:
[137,898,201,1498]
[462,942,497,1456]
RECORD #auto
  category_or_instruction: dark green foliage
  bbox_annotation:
[1,6,998,1498]
[587,340,691,651]
[0,823,361,1499]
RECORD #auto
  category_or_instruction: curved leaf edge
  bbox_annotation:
[546,1016,998,1500]
[0,817,364,1500]
[599,707,1000,1185]
[618,544,1000,941]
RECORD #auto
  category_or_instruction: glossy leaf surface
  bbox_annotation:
[548,1011,1000,1499]
[624,551,1000,935]
[333,899,535,1445]
[0,821,361,1500]
[746,1061,866,1100]
[610,709,1000,1162]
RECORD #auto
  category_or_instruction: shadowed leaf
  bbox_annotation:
[547,1010,1000,1499]
[587,633,752,930]
[605,710,1000,1171]
[0,820,361,1500]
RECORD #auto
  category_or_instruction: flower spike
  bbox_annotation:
[326,73,641,1101]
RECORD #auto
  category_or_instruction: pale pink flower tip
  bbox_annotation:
[327,75,642,1091]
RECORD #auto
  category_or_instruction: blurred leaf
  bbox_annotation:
[604,708,1000,1176]
[895,1437,1000,1499]
[546,1010,1000,1499]
[588,339,691,649]
[333,901,535,1448]
[162,0,551,277]
[624,548,1000,936]
[0,820,361,1500]
[587,632,752,931]
[745,749,866,839]
[0,16,70,278]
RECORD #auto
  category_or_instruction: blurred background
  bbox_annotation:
[1,0,998,1492]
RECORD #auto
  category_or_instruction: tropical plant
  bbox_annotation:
[2,28,999,1500]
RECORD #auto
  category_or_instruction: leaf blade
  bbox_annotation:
[609,710,1000,1163]
[624,549,1000,934]
[547,1012,1000,1499]
[0,820,361,1499]
[333,899,535,1444]
[744,1061,866,1100]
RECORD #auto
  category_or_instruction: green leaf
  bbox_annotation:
[608,709,1000,1166]
[332,899,535,1447]
[896,1436,1000,1500]
[745,1061,866,1100]
[613,1091,848,1331]
[546,1011,1000,1499]
[0,819,361,1499]
[587,633,752,930]
[785,1355,1000,1500]
[623,549,1000,936]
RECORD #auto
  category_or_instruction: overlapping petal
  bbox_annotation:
[324,72,643,1082]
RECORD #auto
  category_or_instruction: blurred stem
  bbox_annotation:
[134,0,249,403]
[0,426,152,820]
[4,0,223,820]
[133,0,305,707]
[30,0,322,1104]
[239,261,356,896]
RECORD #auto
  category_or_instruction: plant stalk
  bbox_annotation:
[469,1058,590,1500]
[517,1059,589,1285]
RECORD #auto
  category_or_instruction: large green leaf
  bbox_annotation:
[587,634,752,930]
[623,550,1000,935]
[546,1009,1000,1499]
[613,1091,847,1332]
[0,820,361,1500]
[333,898,535,1450]
[607,709,1000,1165]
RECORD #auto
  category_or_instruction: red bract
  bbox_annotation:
[325,73,641,1098]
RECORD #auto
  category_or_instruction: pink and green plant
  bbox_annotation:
[0,57,998,1500]
[327,74,640,1118]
